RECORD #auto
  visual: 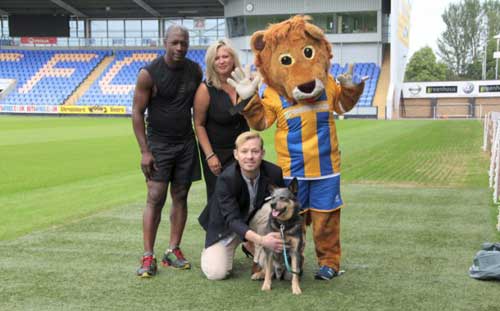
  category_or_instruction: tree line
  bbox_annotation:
[405,0,500,82]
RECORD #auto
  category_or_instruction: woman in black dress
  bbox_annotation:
[193,39,250,201]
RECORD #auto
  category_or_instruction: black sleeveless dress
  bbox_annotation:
[201,81,249,200]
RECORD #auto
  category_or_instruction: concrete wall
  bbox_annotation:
[401,97,500,119]
[225,0,384,66]
[225,0,380,17]
[332,42,382,65]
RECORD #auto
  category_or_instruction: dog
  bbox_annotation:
[260,178,304,295]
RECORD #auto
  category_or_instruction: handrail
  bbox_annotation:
[0,36,219,48]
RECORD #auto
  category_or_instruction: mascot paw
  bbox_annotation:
[227,65,261,100]
[337,64,369,89]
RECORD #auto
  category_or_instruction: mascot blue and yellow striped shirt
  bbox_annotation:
[250,75,343,179]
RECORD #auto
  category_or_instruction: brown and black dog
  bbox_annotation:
[260,178,304,295]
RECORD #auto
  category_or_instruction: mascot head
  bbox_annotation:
[251,15,332,103]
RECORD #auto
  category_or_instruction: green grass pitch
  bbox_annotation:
[0,116,499,310]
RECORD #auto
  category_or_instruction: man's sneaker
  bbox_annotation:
[137,255,157,278]
[161,248,191,269]
[314,265,342,280]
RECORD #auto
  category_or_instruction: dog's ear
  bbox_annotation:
[288,178,298,194]
[268,183,277,193]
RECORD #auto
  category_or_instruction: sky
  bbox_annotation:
[408,0,461,58]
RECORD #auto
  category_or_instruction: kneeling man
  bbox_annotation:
[199,131,285,280]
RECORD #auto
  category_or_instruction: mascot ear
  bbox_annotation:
[251,31,266,52]
[304,21,333,61]
[304,22,324,41]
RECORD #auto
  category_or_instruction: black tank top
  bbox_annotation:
[144,56,202,142]
[204,81,249,149]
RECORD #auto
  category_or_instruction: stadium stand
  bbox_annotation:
[355,63,380,107]
[0,48,379,111]
[76,49,207,107]
[0,50,109,106]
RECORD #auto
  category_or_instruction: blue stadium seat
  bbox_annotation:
[1,50,376,110]
[77,49,206,107]
[0,49,107,106]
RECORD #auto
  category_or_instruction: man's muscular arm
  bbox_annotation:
[132,69,157,180]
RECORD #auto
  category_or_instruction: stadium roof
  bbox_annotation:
[0,0,225,18]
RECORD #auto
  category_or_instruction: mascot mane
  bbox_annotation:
[250,15,333,94]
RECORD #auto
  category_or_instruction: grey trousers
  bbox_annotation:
[200,203,271,280]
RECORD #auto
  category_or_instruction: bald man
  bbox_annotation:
[133,25,203,277]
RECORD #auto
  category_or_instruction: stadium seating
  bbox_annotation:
[76,49,206,107]
[0,50,109,106]
[0,48,379,110]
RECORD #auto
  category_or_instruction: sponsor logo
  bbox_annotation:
[59,105,126,114]
[408,85,421,95]
[479,85,500,93]
[283,102,329,119]
[20,37,57,44]
[462,82,474,94]
[426,86,457,94]
[59,106,87,113]
[88,106,107,113]
[109,107,126,113]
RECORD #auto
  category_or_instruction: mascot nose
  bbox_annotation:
[297,80,316,94]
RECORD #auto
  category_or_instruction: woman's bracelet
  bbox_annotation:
[206,152,216,160]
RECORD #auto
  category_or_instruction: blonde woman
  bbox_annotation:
[194,39,250,201]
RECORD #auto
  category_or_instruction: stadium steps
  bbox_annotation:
[64,55,115,106]
[373,46,390,119]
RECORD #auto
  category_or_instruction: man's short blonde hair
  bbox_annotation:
[235,131,264,150]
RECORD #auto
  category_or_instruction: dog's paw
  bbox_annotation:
[261,282,272,291]
[251,271,265,280]
[292,285,302,295]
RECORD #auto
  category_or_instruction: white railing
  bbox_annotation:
[0,35,221,48]
[483,111,500,231]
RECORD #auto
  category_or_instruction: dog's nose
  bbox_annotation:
[297,80,316,94]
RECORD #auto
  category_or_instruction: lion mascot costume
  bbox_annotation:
[228,15,366,280]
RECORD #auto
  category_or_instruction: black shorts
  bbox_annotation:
[147,136,201,184]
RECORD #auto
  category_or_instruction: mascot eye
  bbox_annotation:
[279,54,294,66]
[303,46,315,59]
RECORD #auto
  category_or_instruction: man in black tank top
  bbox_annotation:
[132,25,202,277]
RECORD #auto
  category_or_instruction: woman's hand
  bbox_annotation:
[207,155,222,176]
